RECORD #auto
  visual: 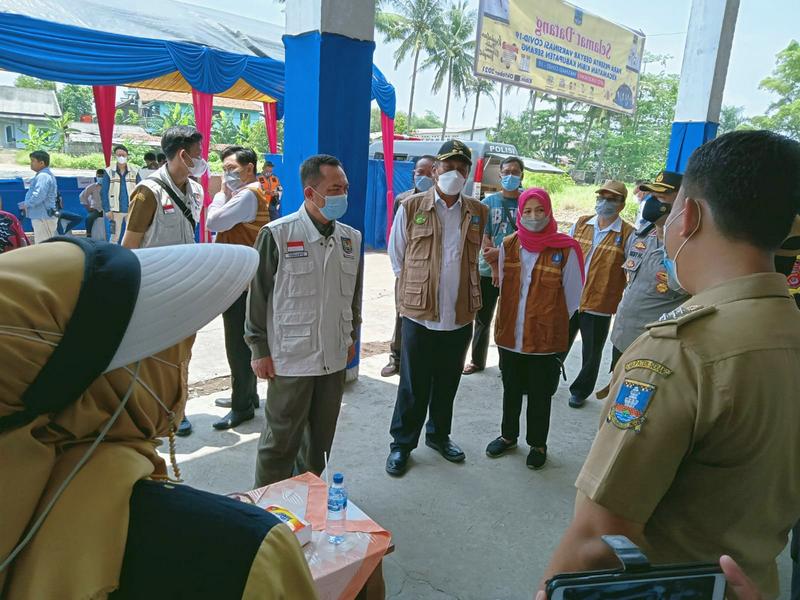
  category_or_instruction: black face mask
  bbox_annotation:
[642,194,672,224]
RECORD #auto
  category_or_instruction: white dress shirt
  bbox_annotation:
[206,187,258,233]
[389,189,465,331]
[497,244,583,354]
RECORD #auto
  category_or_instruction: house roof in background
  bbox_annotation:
[68,122,161,146]
[136,89,263,113]
[0,85,61,119]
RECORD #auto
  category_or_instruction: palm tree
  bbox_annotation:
[464,76,495,140]
[496,82,515,130]
[375,0,443,134]
[422,1,476,139]
[46,112,78,152]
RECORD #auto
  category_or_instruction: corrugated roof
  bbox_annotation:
[135,89,263,112]
[68,122,161,145]
[0,86,62,118]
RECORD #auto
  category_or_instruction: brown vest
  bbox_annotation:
[573,215,633,314]
[495,233,571,354]
[399,189,488,326]
[215,184,272,247]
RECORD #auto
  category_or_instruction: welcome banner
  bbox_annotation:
[475,0,646,115]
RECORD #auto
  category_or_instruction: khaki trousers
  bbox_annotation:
[108,211,128,244]
[31,218,58,244]
[255,370,346,487]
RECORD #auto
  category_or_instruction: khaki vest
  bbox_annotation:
[495,233,570,354]
[573,215,633,314]
[398,189,488,327]
[266,205,362,377]
[135,174,202,248]
[215,184,272,247]
[106,166,139,212]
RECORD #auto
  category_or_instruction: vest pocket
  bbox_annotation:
[403,283,426,308]
[283,259,316,298]
[407,226,433,260]
[341,307,354,348]
[276,311,316,354]
[340,258,358,296]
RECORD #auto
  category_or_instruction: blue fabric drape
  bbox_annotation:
[364,159,413,249]
[371,65,396,119]
[0,12,285,117]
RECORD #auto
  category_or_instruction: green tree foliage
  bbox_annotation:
[369,108,444,133]
[157,103,195,132]
[14,75,56,90]
[46,113,78,152]
[115,109,140,125]
[718,105,749,135]
[751,40,800,140]
[57,85,94,118]
[212,111,239,145]
[20,124,56,152]
[376,0,444,134]
[463,76,496,140]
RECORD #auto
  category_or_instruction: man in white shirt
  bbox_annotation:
[385,140,488,477]
[80,168,107,240]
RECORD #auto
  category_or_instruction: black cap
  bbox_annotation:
[436,139,472,165]
[639,170,682,193]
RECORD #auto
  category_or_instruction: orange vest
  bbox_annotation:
[215,185,271,247]
[258,174,280,200]
[495,233,570,354]
[573,215,633,314]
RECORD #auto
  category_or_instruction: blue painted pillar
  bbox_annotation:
[283,0,376,380]
[666,0,739,173]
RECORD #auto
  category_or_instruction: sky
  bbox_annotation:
[1,0,796,129]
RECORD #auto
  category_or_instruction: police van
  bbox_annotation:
[368,140,563,198]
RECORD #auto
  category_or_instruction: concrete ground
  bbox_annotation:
[175,252,793,600]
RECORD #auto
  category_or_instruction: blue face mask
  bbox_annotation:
[414,175,433,192]
[314,190,348,221]
[595,198,620,218]
[501,174,521,192]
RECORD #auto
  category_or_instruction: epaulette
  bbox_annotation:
[645,305,717,339]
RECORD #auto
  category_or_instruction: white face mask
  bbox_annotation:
[223,171,243,191]
[117,156,128,165]
[437,170,466,196]
[184,154,208,178]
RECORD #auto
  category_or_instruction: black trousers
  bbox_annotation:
[792,521,799,600]
[610,346,623,372]
[564,311,612,400]
[469,275,500,369]
[390,318,472,451]
[389,278,402,364]
[223,291,259,412]
[85,209,103,238]
[499,349,561,448]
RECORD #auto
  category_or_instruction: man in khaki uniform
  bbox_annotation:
[541,130,800,599]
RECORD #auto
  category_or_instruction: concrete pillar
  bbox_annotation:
[283,0,376,379]
[666,0,739,173]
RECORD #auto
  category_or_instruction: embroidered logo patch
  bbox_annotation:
[607,379,656,432]
[624,359,673,377]
[552,251,563,264]
[414,212,428,225]
[341,236,353,256]
[471,215,480,224]
[163,203,175,215]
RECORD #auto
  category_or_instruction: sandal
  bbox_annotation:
[462,363,484,375]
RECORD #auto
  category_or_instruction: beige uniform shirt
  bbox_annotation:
[576,273,800,598]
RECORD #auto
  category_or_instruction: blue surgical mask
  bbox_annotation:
[314,190,348,221]
[596,198,620,218]
[414,175,433,192]
[95,177,103,184]
[501,174,521,192]
[661,202,701,293]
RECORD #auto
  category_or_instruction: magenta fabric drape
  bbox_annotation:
[92,85,117,167]
[191,89,213,242]
[263,102,278,154]
[380,113,395,242]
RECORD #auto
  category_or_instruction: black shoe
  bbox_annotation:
[212,409,255,430]
[385,449,410,476]
[527,447,547,470]
[425,437,466,463]
[215,397,260,409]
[176,416,193,437]
[485,436,517,458]
[569,395,586,408]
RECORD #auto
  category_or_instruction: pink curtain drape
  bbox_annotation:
[192,89,213,242]
[92,85,117,167]
[263,102,278,154]
[381,113,395,242]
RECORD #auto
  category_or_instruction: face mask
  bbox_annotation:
[313,190,348,221]
[184,154,208,177]
[501,174,522,192]
[414,175,433,192]
[95,177,103,184]
[117,156,128,165]
[224,171,243,191]
[596,198,620,218]
[520,215,549,232]
[661,200,701,292]
[642,194,672,224]
[437,170,466,196]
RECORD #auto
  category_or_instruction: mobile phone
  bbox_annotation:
[546,563,726,600]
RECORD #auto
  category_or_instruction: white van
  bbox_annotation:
[368,139,563,198]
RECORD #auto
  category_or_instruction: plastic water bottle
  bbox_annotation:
[326,472,347,545]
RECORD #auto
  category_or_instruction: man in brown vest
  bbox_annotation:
[385,140,488,476]
[564,180,635,408]
[207,145,273,430]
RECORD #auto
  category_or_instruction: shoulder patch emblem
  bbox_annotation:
[341,236,353,256]
[414,212,427,225]
[635,240,647,251]
[624,359,673,377]
[658,304,707,322]
[607,379,656,432]
[552,251,563,264]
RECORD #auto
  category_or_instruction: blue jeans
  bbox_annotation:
[56,210,82,235]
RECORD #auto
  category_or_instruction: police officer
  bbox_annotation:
[385,140,488,476]
[540,130,800,600]
[246,154,362,487]
[597,171,689,399]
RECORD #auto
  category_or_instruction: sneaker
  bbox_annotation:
[485,436,517,458]
[526,447,547,470]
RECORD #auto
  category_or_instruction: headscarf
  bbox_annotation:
[0,242,194,599]
[515,187,586,281]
